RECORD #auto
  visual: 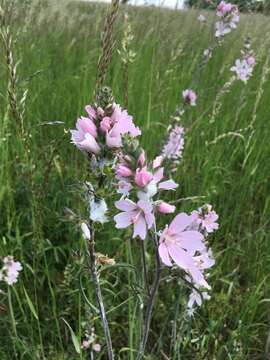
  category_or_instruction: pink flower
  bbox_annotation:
[153,155,163,169]
[217,1,233,15]
[100,117,111,132]
[182,89,197,106]
[117,180,132,196]
[134,168,153,188]
[137,167,178,200]
[2,256,22,285]
[157,202,176,214]
[215,21,231,37]
[116,164,133,178]
[114,199,154,240]
[158,213,209,288]
[191,204,219,233]
[215,2,239,37]
[187,289,210,316]
[81,339,91,350]
[105,104,141,148]
[162,125,184,160]
[71,117,100,154]
[93,343,101,352]
[246,56,255,66]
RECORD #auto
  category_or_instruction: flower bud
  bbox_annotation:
[100,117,111,132]
[157,202,176,214]
[81,222,91,240]
[137,150,146,168]
[134,168,153,188]
[116,164,133,177]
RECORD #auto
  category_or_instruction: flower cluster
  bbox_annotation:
[215,1,240,38]
[162,125,184,161]
[72,89,218,315]
[71,99,140,158]
[231,42,256,83]
[81,327,101,353]
[114,151,178,240]
[0,256,22,285]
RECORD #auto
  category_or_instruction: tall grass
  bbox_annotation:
[0,1,270,358]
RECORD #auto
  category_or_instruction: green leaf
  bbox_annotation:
[61,318,81,354]
[23,286,38,320]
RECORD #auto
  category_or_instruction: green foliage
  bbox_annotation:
[0,1,270,359]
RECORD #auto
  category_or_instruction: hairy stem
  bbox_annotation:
[140,240,150,297]
[87,225,114,360]
[136,225,161,360]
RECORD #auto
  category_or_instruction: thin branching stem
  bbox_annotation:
[87,223,114,360]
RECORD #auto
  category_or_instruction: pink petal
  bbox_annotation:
[144,211,155,229]
[77,117,97,138]
[115,199,137,212]
[80,133,101,154]
[158,243,172,266]
[178,231,205,255]
[85,105,97,119]
[106,131,122,148]
[159,179,178,190]
[168,244,194,270]
[169,213,193,234]
[114,212,133,228]
[133,215,147,240]
[153,167,164,183]
[153,155,163,169]
[137,200,152,214]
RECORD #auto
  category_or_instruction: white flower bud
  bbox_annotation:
[81,222,91,240]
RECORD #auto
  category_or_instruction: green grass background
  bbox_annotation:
[0,1,270,359]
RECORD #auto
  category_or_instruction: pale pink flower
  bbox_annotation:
[116,164,133,178]
[137,167,178,200]
[105,104,141,148]
[117,179,132,196]
[182,89,197,106]
[158,213,209,288]
[187,289,210,316]
[231,57,255,83]
[215,2,239,37]
[162,125,184,160]
[217,1,233,15]
[71,117,100,155]
[197,14,206,22]
[100,117,111,132]
[215,21,231,37]
[2,256,22,285]
[193,248,215,271]
[81,339,91,350]
[134,168,153,188]
[153,155,163,169]
[114,199,154,240]
[93,343,101,352]
[157,202,176,214]
[191,204,219,233]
